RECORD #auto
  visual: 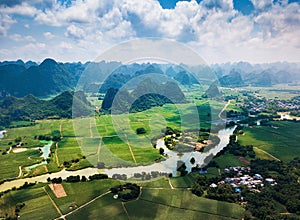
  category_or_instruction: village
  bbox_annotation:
[209,166,277,193]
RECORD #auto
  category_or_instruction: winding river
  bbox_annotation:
[0,130,6,139]
[0,126,235,193]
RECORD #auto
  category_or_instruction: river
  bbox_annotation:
[0,126,235,192]
[0,130,6,139]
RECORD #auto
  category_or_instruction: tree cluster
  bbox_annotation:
[110,183,140,202]
[245,158,300,219]
[216,134,256,158]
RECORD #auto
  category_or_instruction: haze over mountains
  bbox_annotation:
[1,58,300,99]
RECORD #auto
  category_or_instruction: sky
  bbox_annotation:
[0,0,299,64]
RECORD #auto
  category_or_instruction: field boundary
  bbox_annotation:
[253,146,281,161]
[55,190,111,219]
[43,186,64,219]
[139,197,240,220]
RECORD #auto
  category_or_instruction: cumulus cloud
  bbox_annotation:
[0,0,299,63]
[65,24,85,39]
[0,2,39,17]
[43,31,55,40]
[250,0,273,10]
[0,14,16,36]
[201,0,234,11]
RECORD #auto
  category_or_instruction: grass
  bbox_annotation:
[1,177,245,220]
[102,136,136,164]
[126,199,235,220]
[66,194,127,220]
[170,173,196,188]
[138,177,171,188]
[60,119,76,137]
[0,184,60,220]
[127,188,244,220]
[57,138,82,164]
[6,120,61,139]
[0,150,43,180]
[238,121,300,162]
[46,179,120,215]
[213,153,247,169]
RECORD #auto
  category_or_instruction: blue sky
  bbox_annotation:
[0,0,299,63]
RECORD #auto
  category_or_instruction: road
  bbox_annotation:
[218,100,231,120]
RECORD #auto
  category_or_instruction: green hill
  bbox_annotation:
[0,91,92,127]
[101,78,186,113]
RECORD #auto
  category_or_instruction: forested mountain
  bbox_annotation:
[219,70,244,87]
[0,59,77,98]
[0,91,92,127]
[101,78,186,113]
[1,59,300,100]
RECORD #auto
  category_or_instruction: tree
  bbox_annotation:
[97,162,105,169]
[159,148,164,155]
[81,176,87,182]
[136,127,146,134]
[177,161,188,176]
[191,183,204,196]
[190,157,195,164]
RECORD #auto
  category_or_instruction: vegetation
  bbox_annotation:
[245,158,300,219]
[136,127,146,134]
[101,78,186,113]
[238,120,300,161]
[0,91,92,127]
[2,65,300,220]
[110,183,141,202]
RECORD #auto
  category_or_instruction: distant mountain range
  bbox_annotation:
[1,59,300,99]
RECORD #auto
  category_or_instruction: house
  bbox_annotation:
[255,174,262,180]
[234,188,242,193]
[210,183,217,188]
[265,178,276,185]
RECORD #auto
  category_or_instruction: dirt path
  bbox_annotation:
[122,202,130,220]
[97,138,102,162]
[17,166,22,178]
[55,142,60,166]
[168,178,174,189]
[114,123,137,165]
[59,122,63,139]
[7,146,12,154]
[43,186,65,219]
[124,134,137,165]
[89,118,93,138]
[55,191,111,219]
[218,100,231,120]
[253,146,281,161]
[44,165,49,173]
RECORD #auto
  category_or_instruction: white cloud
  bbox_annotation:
[24,35,36,42]
[0,2,39,17]
[65,24,85,39]
[43,32,55,40]
[0,14,16,36]
[250,0,273,10]
[0,0,299,63]
[9,34,35,42]
[59,42,73,49]
[10,33,22,41]
[201,0,234,11]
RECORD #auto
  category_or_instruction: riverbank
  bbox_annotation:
[0,126,236,193]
